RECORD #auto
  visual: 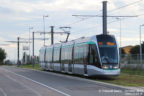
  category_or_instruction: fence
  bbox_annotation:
[120,54,144,69]
[22,54,39,64]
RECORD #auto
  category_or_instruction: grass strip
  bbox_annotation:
[94,73,144,87]
[19,64,144,87]
[121,68,144,76]
[20,64,42,70]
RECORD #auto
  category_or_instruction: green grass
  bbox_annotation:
[121,68,144,76]
[94,73,144,86]
[19,64,144,87]
[20,64,42,70]
[94,69,144,86]
[0,63,4,65]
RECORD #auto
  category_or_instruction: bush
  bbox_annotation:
[0,48,6,64]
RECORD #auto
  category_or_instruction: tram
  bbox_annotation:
[39,34,120,76]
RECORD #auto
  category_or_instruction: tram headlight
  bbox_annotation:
[113,65,119,69]
[103,65,108,69]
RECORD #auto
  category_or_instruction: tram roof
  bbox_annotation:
[40,34,115,49]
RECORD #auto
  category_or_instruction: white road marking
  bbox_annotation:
[3,68,71,96]
[19,67,128,89]
[0,88,7,96]
[4,74,42,96]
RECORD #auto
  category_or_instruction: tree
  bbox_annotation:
[121,48,126,54]
[0,48,6,64]
[130,42,144,54]
[130,45,139,54]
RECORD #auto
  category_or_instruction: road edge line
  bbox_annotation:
[3,68,71,96]
[15,66,130,89]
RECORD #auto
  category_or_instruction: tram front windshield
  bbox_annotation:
[97,35,118,64]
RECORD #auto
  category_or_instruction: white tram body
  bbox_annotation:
[39,34,120,76]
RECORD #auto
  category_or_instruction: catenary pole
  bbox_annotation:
[51,26,54,45]
[17,37,20,66]
[103,1,107,35]
[32,32,35,68]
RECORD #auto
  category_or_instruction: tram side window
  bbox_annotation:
[39,50,45,63]
[89,45,101,67]
[67,47,73,64]
[46,48,53,63]
[83,45,89,64]
[74,44,89,64]
[64,47,67,64]
[89,45,97,64]
[53,48,60,63]
[65,47,69,64]
[61,46,73,64]
[45,49,48,63]
[61,47,65,64]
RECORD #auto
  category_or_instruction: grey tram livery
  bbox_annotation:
[39,34,120,76]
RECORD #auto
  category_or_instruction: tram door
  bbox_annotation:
[45,48,49,69]
[59,47,62,71]
[62,63,65,72]
[50,48,54,70]
[44,49,47,69]
[69,46,74,73]
[68,63,72,73]
[84,63,87,75]
[61,47,65,72]
[84,44,89,75]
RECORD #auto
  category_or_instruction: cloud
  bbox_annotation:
[0,0,143,15]
[0,6,13,14]
[0,0,143,21]
[0,0,120,13]
[0,0,144,61]
[108,28,119,33]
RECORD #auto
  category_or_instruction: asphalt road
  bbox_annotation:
[0,66,143,96]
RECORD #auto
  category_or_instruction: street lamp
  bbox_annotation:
[43,15,48,46]
[6,37,30,66]
[116,18,122,59]
[29,27,33,58]
[140,24,144,64]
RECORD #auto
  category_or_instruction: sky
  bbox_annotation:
[0,0,144,61]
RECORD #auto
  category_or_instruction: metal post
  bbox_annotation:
[32,32,34,68]
[119,19,122,64]
[140,25,142,64]
[29,27,30,60]
[103,1,107,35]
[29,27,33,63]
[59,26,71,42]
[43,16,46,46]
[116,18,122,60]
[17,37,20,66]
[66,33,70,42]
[51,26,54,45]
[120,18,122,55]
[43,15,48,46]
